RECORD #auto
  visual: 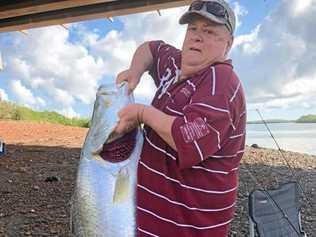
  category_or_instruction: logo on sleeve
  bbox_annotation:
[180,117,210,143]
[180,87,192,99]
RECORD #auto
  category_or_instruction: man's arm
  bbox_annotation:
[116,42,153,93]
[142,105,177,150]
[115,41,177,150]
[115,103,177,151]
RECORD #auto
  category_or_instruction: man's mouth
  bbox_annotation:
[189,47,201,53]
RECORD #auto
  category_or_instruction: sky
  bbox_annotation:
[0,0,315,121]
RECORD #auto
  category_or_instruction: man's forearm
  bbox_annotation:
[129,42,153,77]
[142,105,177,151]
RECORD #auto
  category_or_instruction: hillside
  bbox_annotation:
[0,101,89,127]
[248,114,316,124]
[296,114,316,123]
[247,119,294,124]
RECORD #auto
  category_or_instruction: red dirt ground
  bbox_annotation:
[0,120,315,236]
[0,121,87,237]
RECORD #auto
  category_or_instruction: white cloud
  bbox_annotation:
[292,0,313,15]
[0,6,189,116]
[89,30,137,77]
[48,87,75,107]
[233,25,262,55]
[56,107,80,119]
[230,1,248,31]
[3,0,316,120]
[231,0,316,117]
[10,80,46,108]
[0,88,8,101]
[283,77,316,96]
[134,73,156,104]
[1,26,106,116]
[79,6,188,104]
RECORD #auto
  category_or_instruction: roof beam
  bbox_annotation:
[0,0,191,33]
[0,0,114,20]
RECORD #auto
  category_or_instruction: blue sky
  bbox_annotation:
[1,0,316,121]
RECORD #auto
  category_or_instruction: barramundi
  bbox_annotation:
[71,82,143,237]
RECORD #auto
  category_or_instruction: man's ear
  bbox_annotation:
[225,36,234,56]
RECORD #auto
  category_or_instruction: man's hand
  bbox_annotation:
[116,42,153,94]
[116,69,142,94]
[114,103,145,134]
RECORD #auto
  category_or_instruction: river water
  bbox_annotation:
[246,123,316,156]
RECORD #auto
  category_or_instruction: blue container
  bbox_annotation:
[0,139,5,157]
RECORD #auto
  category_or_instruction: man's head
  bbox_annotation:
[180,0,235,72]
[180,0,235,35]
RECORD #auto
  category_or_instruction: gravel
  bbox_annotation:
[1,121,315,236]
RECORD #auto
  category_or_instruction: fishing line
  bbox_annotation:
[256,109,311,207]
[243,163,303,237]
[243,108,312,236]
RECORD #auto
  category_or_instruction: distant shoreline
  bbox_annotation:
[248,115,316,124]
[247,121,316,124]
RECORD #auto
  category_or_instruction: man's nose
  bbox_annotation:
[191,31,202,42]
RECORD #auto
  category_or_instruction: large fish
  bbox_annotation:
[71,82,143,237]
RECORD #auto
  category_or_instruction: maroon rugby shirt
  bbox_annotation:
[136,41,246,237]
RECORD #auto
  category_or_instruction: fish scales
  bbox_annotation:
[71,83,143,237]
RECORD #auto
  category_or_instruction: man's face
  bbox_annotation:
[182,16,233,68]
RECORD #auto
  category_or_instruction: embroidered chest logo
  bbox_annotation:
[180,117,210,143]
[157,57,180,99]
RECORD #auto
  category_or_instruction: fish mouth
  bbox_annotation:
[91,130,123,155]
[106,131,123,144]
[99,128,138,163]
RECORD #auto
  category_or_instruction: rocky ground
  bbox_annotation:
[0,120,315,236]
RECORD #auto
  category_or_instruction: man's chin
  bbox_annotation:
[183,60,203,67]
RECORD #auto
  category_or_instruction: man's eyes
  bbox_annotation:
[204,28,215,34]
[189,27,214,33]
[188,26,217,35]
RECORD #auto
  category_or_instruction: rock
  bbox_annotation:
[44,176,61,182]
[251,144,260,149]
[33,185,40,191]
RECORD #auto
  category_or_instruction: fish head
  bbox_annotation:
[84,82,134,156]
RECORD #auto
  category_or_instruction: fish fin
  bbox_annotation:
[113,168,130,203]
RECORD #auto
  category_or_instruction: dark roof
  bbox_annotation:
[0,0,191,33]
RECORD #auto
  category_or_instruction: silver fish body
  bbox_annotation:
[71,83,143,237]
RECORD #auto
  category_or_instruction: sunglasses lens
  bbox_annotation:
[189,1,204,11]
[206,2,226,18]
[188,1,232,33]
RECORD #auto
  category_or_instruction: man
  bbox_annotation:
[115,0,246,236]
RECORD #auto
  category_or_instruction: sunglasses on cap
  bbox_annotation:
[189,1,233,33]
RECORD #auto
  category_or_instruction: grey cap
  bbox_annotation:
[179,0,236,35]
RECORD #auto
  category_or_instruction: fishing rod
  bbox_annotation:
[256,109,311,206]
[243,108,312,236]
[243,164,303,237]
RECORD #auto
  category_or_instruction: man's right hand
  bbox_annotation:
[116,42,153,94]
[116,69,142,95]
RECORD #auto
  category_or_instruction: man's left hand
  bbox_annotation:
[115,103,145,134]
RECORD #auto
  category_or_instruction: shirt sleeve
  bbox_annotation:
[171,93,234,169]
[148,40,180,87]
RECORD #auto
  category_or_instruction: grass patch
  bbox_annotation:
[0,101,90,127]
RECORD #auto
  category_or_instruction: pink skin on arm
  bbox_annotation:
[115,41,177,151]
[115,103,177,151]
